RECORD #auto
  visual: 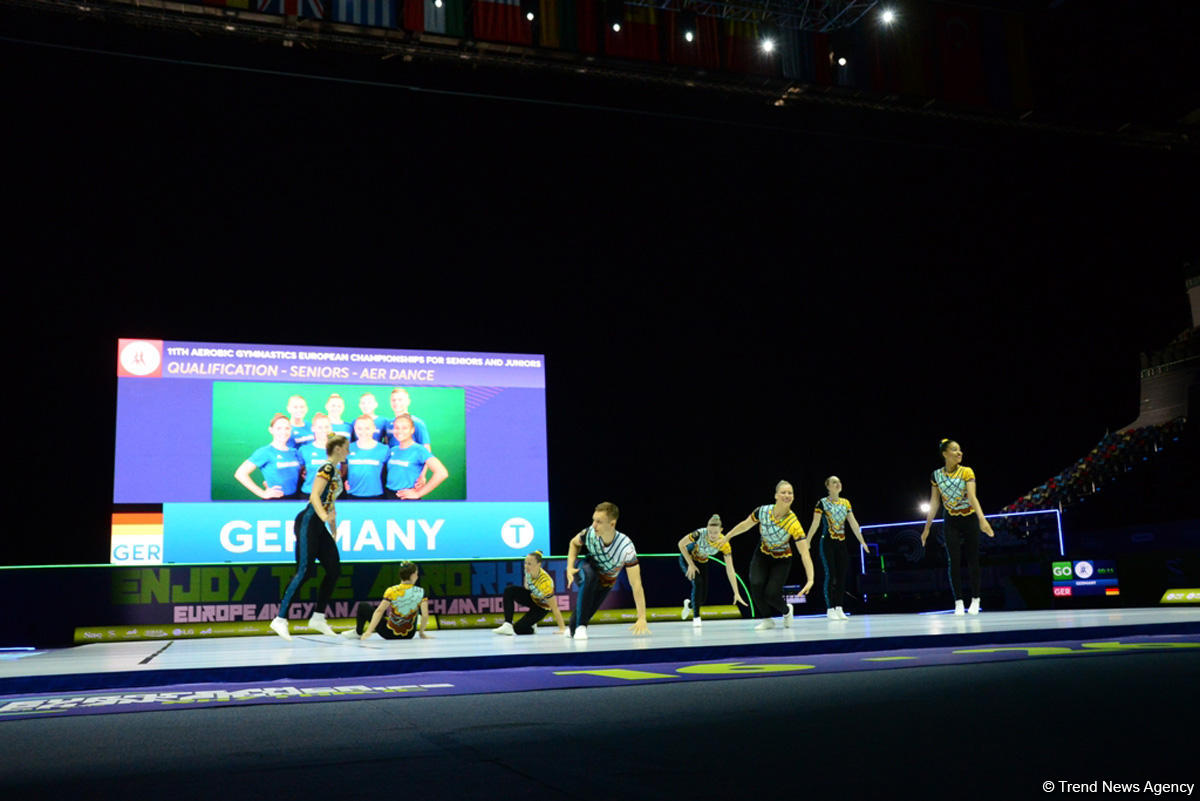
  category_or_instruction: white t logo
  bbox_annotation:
[501,517,535,550]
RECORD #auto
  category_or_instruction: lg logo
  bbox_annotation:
[501,517,535,549]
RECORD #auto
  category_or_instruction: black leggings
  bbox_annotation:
[356,602,414,639]
[279,507,341,615]
[941,514,982,601]
[679,555,711,617]
[503,585,551,634]
[821,536,850,608]
[569,559,613,633]
[749,550,792,618]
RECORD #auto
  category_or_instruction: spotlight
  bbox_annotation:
[433,0,442,6]
[880,7,896,25]
[759,22,778,55]
[680,9,696,43]
[830,28,851,68]
[605,0,623,33]
[520,0,536,22]
[919,502,931,514]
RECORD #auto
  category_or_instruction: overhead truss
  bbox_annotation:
[620,0,880,32]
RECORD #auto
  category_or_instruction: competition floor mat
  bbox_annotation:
[2,607,1196,698]
[2,630,1197,721]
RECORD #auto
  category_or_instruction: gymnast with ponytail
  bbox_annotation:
[677,514,747,629]
[805,476,869,621]
[920,438,995,615]
[493,550,568,635]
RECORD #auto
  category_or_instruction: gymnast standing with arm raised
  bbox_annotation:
[920,439,995,615]
[722,481,814,630]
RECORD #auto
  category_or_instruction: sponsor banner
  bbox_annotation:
[4,636,1196,721]
[1160,589,1200,604]
[161,501,549,562]
[99,558,642,631]
[2,556,728,645]
[75,605,746,641]
[0,680,460,721]
[107,560,575,612]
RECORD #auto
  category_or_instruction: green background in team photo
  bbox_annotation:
[211,382,466,501]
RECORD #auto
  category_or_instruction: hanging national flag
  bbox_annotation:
[894,6,932,97]
[665,10,718,71]
[258,0,328,17]
[403,0,466,36]
[604,5,658,62]
[935,3,986,106]
[980,10,1032,110]
[538,0,563,48]
[574,0,598,53]
[537,0,585,51]
[721,19,776,76]
[333,0,397,26]
[474,0,533,44]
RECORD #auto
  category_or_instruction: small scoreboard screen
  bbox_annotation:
[1051,560,1120,598]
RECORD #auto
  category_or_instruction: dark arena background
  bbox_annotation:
[3,0,1198,797]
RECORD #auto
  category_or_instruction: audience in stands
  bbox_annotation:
[1004,418,1185,512]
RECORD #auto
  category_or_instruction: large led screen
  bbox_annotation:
[112,339,549,564]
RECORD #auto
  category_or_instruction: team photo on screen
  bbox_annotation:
[212,382,467,501]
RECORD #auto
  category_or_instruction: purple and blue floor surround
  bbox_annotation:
[2,608,1196,720]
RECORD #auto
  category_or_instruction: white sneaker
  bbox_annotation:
[692,617,702,630]
[827,608,839,620]
[269,616,292,641]
[308,613,336,636]
[783,603,793,628]
[573,625,588,640]
[954,600,966,616]
[681,599,692,620]
[836,607,848,620]
[340,629,360,640]
[967,597,981,615]
[755,618,775,631]
[493,621,515,636]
